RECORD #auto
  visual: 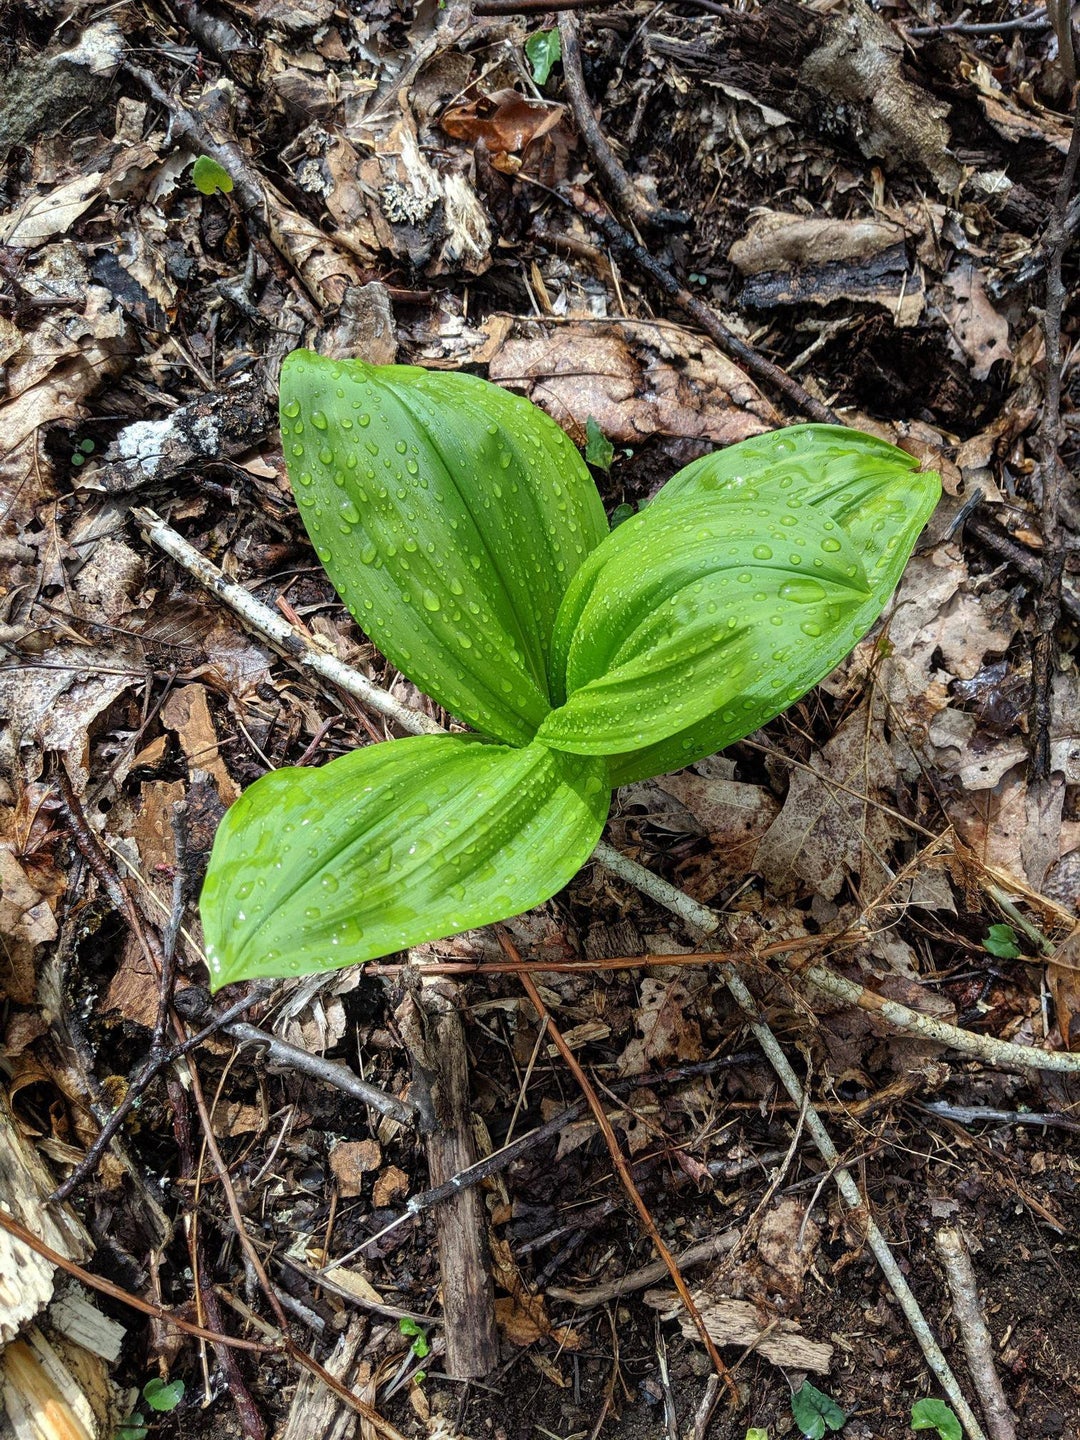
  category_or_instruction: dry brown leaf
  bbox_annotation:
[330,1139,382,1196]
[490,1236,581,1350]
[487,320,776,448]
[0,846,60,1006]
[654,764,780,875]
[937,260,1011,381]
[615,975,705,1076]
[160,684,239,808]
[755,701,903,901]
[441,90,567,174]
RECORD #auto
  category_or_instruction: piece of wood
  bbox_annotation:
[414,982,499,1379]
[0,1093,120,1440]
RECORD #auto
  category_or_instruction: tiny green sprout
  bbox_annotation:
[585,415,615,471]
[983,923,1021,959]
[199,353,939,990]
[910,1398,961,1440]
[192,155,234,196]
[791,1380,846,1438]
[113,1416,148,1440]
[70,436,95,466]
[745,1430,769,1440]
[610,501,636,528]
[398,1317,431,1359]
[142,1378,185,1413]
[525,27,561,85]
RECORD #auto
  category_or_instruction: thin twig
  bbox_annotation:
[548,1232,737,1306]
[905,8,1048,36]
[131,508,443,736]
[500,930,738,1396]
[558,13,688,231]
[553,186,840,425]
[226,1022,419,1126]
[922,1100,1080,1133]
[934,1228,1018,1440]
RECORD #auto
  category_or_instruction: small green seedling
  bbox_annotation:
[70,437,95,466]
[192,155,234,196]
[791,1380,846,1438]
[199,353,939,989]
[584,415,615,472]
[745,1429,769,1440]
[525,27,561,85]
[911,1398,961,1440]
[983,923,1021,959]
[398,1317,430,1385]
[142,1378,185,1413]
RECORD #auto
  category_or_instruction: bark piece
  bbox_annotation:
[644,1291,834,1372]
[411,982,498,1379]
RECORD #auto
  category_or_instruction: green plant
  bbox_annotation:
[192,155,233,196]
[791,1380,846,1438]
[113,1417,148,1440]
[398,1316,431,1384]
[143,1378,184,1412]
[910,1398,961,1440]
[983,922,1021,959]
[585,415,615,471]
[112,1379,184,1440]
[199,352,939,989]
[70,436,95,466]
[525,27,561,85]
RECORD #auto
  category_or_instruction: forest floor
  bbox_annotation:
[1,2,1080,1439]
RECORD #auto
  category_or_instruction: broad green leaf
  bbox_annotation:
[910,1399,961,1440]
[540,496,870,756]
[983,922,1021,958]
[200,735,609,988]
[644,423,920,517]
[538,424,939,783]
[280,352,608,746]
[192,155,234,195]
[525,27,561,85]
[143,1379,185,1413]
[791,1381,846,1439]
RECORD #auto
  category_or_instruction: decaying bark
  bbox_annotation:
[399,981,499,1380]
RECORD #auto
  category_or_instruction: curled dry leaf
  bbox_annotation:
[487,320,777,448]
[441,90,567,174]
